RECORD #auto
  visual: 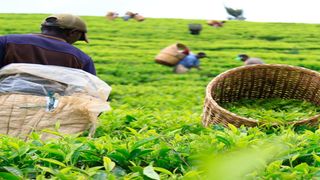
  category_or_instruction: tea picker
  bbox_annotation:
[174,52,207,74]
[236,54,264,65]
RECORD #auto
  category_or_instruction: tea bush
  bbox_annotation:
[1,14,320,179]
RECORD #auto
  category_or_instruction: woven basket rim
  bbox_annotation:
[206,64,320,125]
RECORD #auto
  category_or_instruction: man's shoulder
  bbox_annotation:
[248,57,263,62]
[185,54,198,61]
[2,34,59,44]
[0,34,29,41]
[3,34,91,60]
[0,34,44,46]
[246,58,264,64]
[184,54,196,59]
[3,34,38,39]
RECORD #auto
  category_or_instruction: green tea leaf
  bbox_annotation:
[228,123,238,134]
[2,166,23,178]
[153,167,173,176]
[36,165,56,174]
[132,136,158,149]
[39,158,66,167]
[0,172,20,180]
[143,165,160,180]
[115,148,130,159]
[103,156,115,172]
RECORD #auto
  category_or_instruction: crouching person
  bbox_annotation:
[174,52,206,74]
[236,54,264,65]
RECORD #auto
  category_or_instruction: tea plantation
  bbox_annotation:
[1,14,320,179]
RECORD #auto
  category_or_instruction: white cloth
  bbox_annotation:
[174,64,190,74]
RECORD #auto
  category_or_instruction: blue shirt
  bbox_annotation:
[0,34,96,75]
[178,54,199,68]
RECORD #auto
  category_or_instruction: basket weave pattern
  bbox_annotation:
[202,64,320,127]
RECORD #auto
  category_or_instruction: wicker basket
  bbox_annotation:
[202,64,320,127]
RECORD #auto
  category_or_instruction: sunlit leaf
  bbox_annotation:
[39,158,66,167]
[103,156,115,172]
[0,172,20,180]
[2,166,23,178]
[153,167,173,176]
[143,165,160,180]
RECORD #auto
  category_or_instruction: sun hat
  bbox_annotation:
[41,14,88,43]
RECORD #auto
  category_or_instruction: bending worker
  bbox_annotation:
[0,14,96,75]
[174,52,206,74]
[236,54,264,65]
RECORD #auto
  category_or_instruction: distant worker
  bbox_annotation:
[207,20,226,28]
[236,54,264,65]
[122,11,136,21]
[106,11,119,20]
[174,52,207,74]
[0,14,96,75]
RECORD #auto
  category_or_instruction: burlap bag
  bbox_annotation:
[134,15,145,21]
[155,43,188,66]
[0,93,109,140]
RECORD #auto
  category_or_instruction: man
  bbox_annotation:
[174,52,206,74]
[122,11,136,21]
[236,54,264,65]
[0,14,96,75]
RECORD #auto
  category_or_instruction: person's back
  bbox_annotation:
[245,57,264,65]
[178,54,199,68]
[237,54,264,66]
[0,34,95,74]
[0,14,96,75]
[174,52,206,74]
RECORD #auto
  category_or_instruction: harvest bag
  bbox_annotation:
[155,43,188,66]
[0,63,112,140]
[134,14,145,21]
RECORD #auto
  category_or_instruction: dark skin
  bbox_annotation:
[41,27,83,44]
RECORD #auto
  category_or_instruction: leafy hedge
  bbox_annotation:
[1,14,320,179]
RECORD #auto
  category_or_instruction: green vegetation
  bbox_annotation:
[222,98,320,123]
[1,13,320,179]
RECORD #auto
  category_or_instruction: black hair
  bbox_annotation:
[238,54,249,58]
[197,52,207,58]
[41,25,71,34]
[238,54,249,61]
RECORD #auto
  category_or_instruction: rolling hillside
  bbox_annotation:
[1,13,320,179]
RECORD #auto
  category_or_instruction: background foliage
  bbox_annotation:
[1,14,320,179]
